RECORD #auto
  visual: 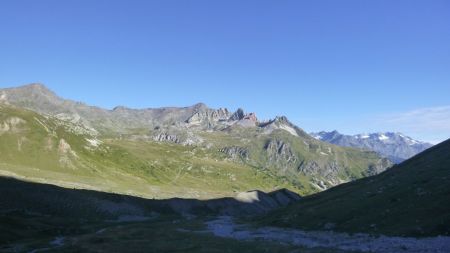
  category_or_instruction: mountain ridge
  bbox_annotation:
[0,83,266,134]
[311,130,433,163]
[0,83,392,194]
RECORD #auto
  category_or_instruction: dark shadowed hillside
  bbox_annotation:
[0,177,340,253]
[262,139,450,237]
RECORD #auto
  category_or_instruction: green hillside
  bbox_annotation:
[0,102,392,198]
[0,104,298,198]
[198,126,391,191]
[261,139,450,237]
[0,84,392,195]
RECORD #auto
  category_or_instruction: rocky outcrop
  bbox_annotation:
[151,131,203,146]
[58,138,72,154]
[0,116,26,134]
[366,158,392,176]
[229,108,245,121]
[230,109,257,122]
[297,161,341,183]
[297,156,391,188]
[260,116,305,137]
[58,138,78,168]
[243,113,257,122]
[152,132,181,144]
[265,140,298,168]
[0,91,7,102]
[219,146,250,160]
[230,110,258,128]
[186,108,231,125]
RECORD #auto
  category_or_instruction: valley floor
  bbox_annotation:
[1,213,352,253]
[3,213,450,253]
[205,216,450,253]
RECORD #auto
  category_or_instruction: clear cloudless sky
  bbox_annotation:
[1,0,449,143]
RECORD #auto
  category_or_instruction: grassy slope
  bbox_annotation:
[1,84,393,196]
[200,126,389,191]
[261,139,450,237]
[0,103,390,198]
[0,104,299,199]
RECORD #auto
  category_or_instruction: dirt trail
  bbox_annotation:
[206,216,450,253]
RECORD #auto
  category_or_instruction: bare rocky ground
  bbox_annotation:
[206,216,450,253]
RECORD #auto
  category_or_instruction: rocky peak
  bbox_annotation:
[230,108,245,121]
[274,116,289,123]
[229,108,258,122]
[330,130,339,135]
[25,83,46,89]
[216,108,231,119]
[192,102,209,112]
[112,106,129,112]
[258,115,301,137]
[0,83,65,113]
[243,112,258,122]
[260,115,291,127]
[186,107,231,125]
[19,83,57,96]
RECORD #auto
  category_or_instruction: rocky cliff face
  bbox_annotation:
[219,146,250,161]
[186,108,231,125]
[152,132,182,144]
[265,140,298,168]
[229,108,245,121]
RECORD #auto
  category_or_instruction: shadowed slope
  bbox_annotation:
[262,138,450,237]
[0,176,300,219]
[0,176,300,248]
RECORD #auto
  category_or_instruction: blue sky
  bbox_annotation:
[1,0,449,143]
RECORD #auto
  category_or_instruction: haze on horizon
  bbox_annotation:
[1,0,449,143]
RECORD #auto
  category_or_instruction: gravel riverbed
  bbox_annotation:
[206,216,450,253]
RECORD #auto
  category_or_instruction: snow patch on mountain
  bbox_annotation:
[310,131,433,163]
[378,134,389,141]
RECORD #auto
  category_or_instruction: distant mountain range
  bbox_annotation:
[311,131,433,163]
